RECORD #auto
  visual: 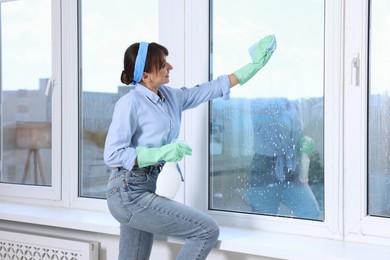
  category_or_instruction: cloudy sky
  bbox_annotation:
[212,0,324,98]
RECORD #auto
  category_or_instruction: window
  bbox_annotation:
[78,0,158,198]
[209,0,325,221]
[0,0,389,247]
[0,0,61,199]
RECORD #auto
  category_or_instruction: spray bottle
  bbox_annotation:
[299,135,314,183]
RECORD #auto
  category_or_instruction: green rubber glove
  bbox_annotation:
[233,34,277,85]
[299,136,314,154]
[136,143,192,168]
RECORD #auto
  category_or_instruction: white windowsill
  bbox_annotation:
[1,201,390,260]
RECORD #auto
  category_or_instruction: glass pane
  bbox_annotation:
[79,0,158,198]
[368,0,390,218]
[210,0,324,220]
[0,0,52,186]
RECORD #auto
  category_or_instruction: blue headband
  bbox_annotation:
[132,42,149,85]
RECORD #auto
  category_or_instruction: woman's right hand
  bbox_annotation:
[232,34,277,85]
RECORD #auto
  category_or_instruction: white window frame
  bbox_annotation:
[0,0,62,201]
[63,0,84,209]
[344,0,390,244]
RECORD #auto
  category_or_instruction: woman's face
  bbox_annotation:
[149,57,173,86]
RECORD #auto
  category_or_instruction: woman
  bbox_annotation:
[104,35,276,260]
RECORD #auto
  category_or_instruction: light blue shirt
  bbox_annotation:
[250,98,303,181]
[104,75,231,170]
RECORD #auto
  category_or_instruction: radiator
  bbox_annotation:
[0,230,99,260]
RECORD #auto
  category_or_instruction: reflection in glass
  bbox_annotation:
[0,0,52,186]
[210,0,324,220]
[368,0,390,218]
[79,0,158,198]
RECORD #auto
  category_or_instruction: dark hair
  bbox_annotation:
[120,42,169,85]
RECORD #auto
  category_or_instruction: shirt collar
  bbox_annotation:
[135,84,165,103]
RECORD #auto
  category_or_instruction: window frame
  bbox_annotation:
[0,0,62,201]
[183,0,344,239]
[344,0,390,244]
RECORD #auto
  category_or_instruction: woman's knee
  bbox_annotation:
[211,224,220,242]
[205,217,220,242]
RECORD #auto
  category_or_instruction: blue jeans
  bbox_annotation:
[247,182,322,219]
[248,154,321,220]
[106,166,219,260]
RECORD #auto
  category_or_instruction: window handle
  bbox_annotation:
[45,77,55,96]
[351,53,360,87]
